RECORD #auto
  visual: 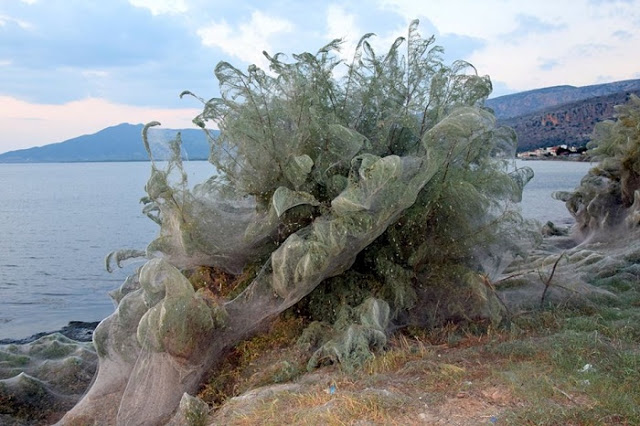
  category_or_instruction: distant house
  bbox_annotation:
[517,144,586,158]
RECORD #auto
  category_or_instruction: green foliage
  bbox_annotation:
[307,298,391,372]
[554,94,640,234]
[589,95,640,187]
[198,315,306,406]
[299,270,381,324]
[144,20,532,370]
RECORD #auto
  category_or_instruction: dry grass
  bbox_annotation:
[198,314,308,407]
[203,275,640,425]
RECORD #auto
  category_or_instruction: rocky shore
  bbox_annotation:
[0,321,100,346]
[2,87,638,423]
[0,323,98,425]
[2,222,638,425]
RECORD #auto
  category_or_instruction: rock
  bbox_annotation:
[166,393,210,426]
[541,221,569,237]
[60,259,227,425]
[0,321,100,346]
[0,334,97,425]
[210,383,301,423]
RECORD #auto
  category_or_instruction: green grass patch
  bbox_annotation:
[498,328,640,424]
[203,278,640,425]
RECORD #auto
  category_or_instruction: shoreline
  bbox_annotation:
[0,320,100,345]
[1,221,578,346]
[518,155,592,162]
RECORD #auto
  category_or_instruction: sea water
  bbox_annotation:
[0,161,215,339]
[0,159,593,339]
[517,159,593,225]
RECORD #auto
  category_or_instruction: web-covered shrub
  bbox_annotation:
[140,20,532,349]
[62,21,538,425]
[554,94,640,237]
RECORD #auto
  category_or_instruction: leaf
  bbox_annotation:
[331,155,403,214]
[283,154,314,189]
[509,166,534,202]
[105,249,147,273]
[327,124,367,160]
[421,107,494,161]
[272,186,320,217]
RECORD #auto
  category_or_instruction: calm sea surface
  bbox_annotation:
[517,160,593,225]
[0,159,593,339]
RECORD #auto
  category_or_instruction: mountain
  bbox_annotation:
[486,79,640,120]
[0,123,214,163]
[3,78,640,162]
[501,90,640,152]
[485,79,640,152]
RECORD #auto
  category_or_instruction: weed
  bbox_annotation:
[363,335,431,375]
[198,314,307,407]
[204,277,640,425]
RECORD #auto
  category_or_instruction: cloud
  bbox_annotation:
[613,30,632,40]
[436,32,485,64]
[197,11,294,68]
[594,74,615,83]
[377,0,540,39]
[0,2,196,70]
[0,96,203,153]
[500,14,566,42]
[589,0,634,4]
[574,43,611,57]
[0,13,33,30]
[378,0,640,94]
[0,57,213,108]
[81,69,110,79]
[0,1,216,107]
[3,0,640,150]
[324,3,417,73]
[325,4,362,61]
[128,0,188,15]
[539,59,559,71]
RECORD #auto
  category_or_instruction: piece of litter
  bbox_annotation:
[579,363,593,373]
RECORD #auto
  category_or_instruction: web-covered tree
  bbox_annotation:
[62,20,533,425]
[554,94,640,238]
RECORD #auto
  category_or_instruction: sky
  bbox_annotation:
[1,0,639,153]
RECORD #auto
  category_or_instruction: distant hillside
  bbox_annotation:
[0,123,215,163]
[486,79,640,120]
[4,78,640,161]
[501,90,640,152]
